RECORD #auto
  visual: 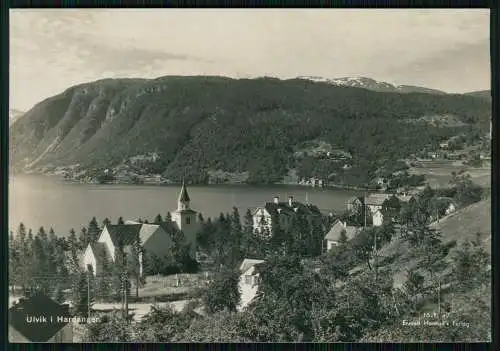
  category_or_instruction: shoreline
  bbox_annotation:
[11,170,378,192]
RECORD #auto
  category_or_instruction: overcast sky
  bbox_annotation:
[10,9,490,111]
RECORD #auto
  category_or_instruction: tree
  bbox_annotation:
[102,218,111,228]
[78,227,88,250]
[154,214,163,224]
[165,212,172,223]
[339,229,348,245]
[72,270,94,318]
[88,217,101,243]
[452,239,490,291]
[135,305,196,342]
[68,228,78,253]
[117,216,125,225]
[402,269,425,312]
[201,266,241,314]
[84,312,133,342]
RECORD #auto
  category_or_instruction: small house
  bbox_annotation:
[324,220,362,250]
[238,259,265,311]
[372,210,384,227]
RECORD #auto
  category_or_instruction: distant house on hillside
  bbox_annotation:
[252,196,323,235]
[238,259,265,311]
[364,193,392,214]
[372,210,384,227]
[324,220,362,250]
[436,197,458,216]
[9,292,73,342]
[82,182,200,276]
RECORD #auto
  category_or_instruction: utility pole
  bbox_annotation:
[124,272,128,320]
[87,270,91,319]
[437,279,441,317]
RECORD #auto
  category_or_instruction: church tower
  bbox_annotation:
[171,180,198,259]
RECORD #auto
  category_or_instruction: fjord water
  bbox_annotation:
[9,174,362,235]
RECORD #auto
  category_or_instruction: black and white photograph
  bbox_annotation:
[8,9,492,343]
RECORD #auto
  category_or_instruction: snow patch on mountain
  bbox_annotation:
[296,76,446,94]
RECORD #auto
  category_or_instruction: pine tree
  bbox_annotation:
[79,227,88,250]
[68,228,78,253]
[72,271,94,317]
[165,212,172,223]
[102,218,111,229]
[117,217,125,225]
[88,217,101,243]
[154,214,163,224]
[197,213,204,224]
[242,209,254,257]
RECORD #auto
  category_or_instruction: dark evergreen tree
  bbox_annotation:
[102,218,111,229]
[79,227,88,250]
[154,214,163,224]
[88,217,101,243]
[117,217,125,225]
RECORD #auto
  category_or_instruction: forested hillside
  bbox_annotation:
[10,76,491,185]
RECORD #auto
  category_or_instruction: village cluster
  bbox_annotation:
[9,179,461,342]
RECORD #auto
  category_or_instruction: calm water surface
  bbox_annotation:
[9,175,362,235]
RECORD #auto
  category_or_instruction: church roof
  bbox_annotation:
[104,223,172,247]
[105,224,143,247]
[178,181,190,203]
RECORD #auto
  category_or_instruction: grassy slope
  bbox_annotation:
[351,197,491,288]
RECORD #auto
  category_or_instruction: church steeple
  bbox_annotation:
[177,179,190,211]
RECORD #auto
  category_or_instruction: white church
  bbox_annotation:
[82,181,199,276]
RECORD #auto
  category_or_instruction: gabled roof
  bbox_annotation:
[261,201,322,218]
[104,222,173,247]
[239,259,265,274]
[324,220,361,242]
[9,292,71,342]
[88,242,110,268]
[365,194,391,206]
[104,224,142,247]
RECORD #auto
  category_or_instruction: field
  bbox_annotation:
[409,160,491,188]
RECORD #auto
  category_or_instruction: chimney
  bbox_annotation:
[288,196,294,207]
[273,196,279,204]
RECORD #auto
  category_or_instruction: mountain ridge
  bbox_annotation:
[10,75,491,186]
[296,76,448,95]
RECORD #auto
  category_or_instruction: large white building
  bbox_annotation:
[252,196,323,235]
[82,182,199,276]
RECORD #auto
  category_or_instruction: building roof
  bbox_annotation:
[9,292,71,342]
[261,201,322,217]
[396,195,414,203]
[178,181,190,203]
[239,259,265,274]
[365,193,391,206]
[88,242,110,269]
[105,222,173,247]
[324,220,361,242]
[105,224,143,247]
